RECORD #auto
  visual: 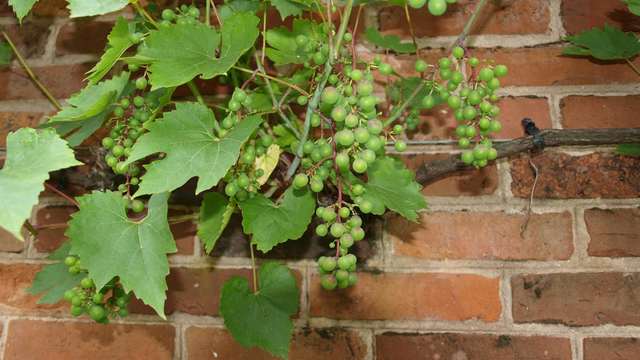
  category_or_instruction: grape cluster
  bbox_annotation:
[62,255,130,323]
[408,0,457,16]
[159,4,201,27]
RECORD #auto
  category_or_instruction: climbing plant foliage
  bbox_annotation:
[6,0,604,357]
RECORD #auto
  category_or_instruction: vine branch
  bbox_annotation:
[450,0,489,50]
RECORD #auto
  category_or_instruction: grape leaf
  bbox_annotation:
[136,13,259,89]
[351,157,426,221]
[198,193,235,254]
[220,262,299,359]
[364,27,416,54]
[266,19,322,65]
[0,41,12,66]
[271,0,309,19]
[8,0,38,22]
[617,143,640,157]
[87,17,136,84]
[563,24,640,60]
[27,242,85,304]
[218,0,261,20]
[238,187,315,253]
[0,128,81,241]
[625,0,640,16]
[66,0,129,18]
[67,191,175,318]
[123,102,262,196]
[255,144,281,185]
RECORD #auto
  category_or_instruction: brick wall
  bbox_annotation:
[1,1,640,359]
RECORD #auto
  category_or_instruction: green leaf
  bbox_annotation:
[563,24,640,60]
[625,0,640,16]
[220,262,299,359]
[0,128,81,241]
[0,41,12,66]
[273,125,297,148]
[271,0,309,19]
[254,144,281,185]
[87,17,136,84]
[27,242,85,304]
[198,193,235,254]
[218,0,261,20]
[67,191,176,318]
[124,102,262,196]
[8,0,38,22]
[364,27,416,54]
[66,0,129,18]
[352,157,426,221]
[617,143,640,157]
[238,186,315,253]
[266,19,322,65]
[386,77,439,110]
[136,13,259,89]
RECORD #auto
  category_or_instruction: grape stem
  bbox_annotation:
[450,0,489,51]
[626,59,640,77]
[205,0,210,26]
[249,241,258,293]
[44,182,79,207]
[403,4,420,58]
[209,0,222,25]
[1,31,62,111]
[232,66,310,97]
[286,0,355,180]
[132,1,158,28]
[186,81,205,104]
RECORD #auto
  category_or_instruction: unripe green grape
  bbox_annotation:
[489,120,502,133]
[296,95,308,105]
[133,96,145,108]
[357,81,374,96]
[335,269,349,283]
[118,308,129,317]
[228,100,241,112]
[455,125,467,138]
[131,199,145,213]
[490,106,501,117]
[360,149,377,164]
[92,293,104,304]
[320,274,338,290]
[225,182,238,197]
[337,256,351,270]
[358,96,377,112]
[322,208,337,222]
[439,89,450,101]
[479,67,494,82]
[452,46,465,59]
[316,224,328,237]
[114,162,129,175]
[339,207,351,219]
[379,63,393,75]
[130,177,139,186]
[461,151,474,164]
[71,295,83,306]
[311,114,322,127]
[320,143,332,157]
[365,136,384,152]
[367,119,383,135]
[344,114,359,128]
[295,34,307,47]
[354,127,370,144]
[313,51,327,65]
[349,215,363,228]
[451,71,464,84]
[343,32,353,42]
[473,146,488,160]
[359,200,373,213]
[408,0,427,8]
[331,106,348,122]
[336,129,355,147]
[293,174,309,189]
[490,93,500,102]
[465,125,477,138]
[454,109,465,122]
[439,68,452,80]
[351,227,365,241]
[188,6,200,18]
[494,64,509,77]
[350,69,363,81]
[447,95,462,109]
[64,256,77,267]
[395,140,407,152]
[117,184,127,193]
[480,101,492,113]
[340,234,355,248]
[113,106,125,117]
[241,151,255,164]
[476,159,488,167]
[310,177,324,192]
[428,0,448,16]
[352,158,368,174]
[135,77,148,90]
[70,305,84,317]
[463,106,478,121]
[414,59,428,72]
[330,223,346,238]
[161,9,175,21]
[348,273,358,286]
[467,91,482,105]
[319,257,337,272]
[487,77,501,90]
[310,148,323,162]
[458,137,470,148]
[328,74,339,85]
[438,57,452,69]
[422,95,436,109]
[446,81,458,92]
[63,289,75,301]
[393,124,404,134]
[352,184,364,196]
[321,87,339,105]
[89,305,106,321]
[478,117,491,131]
[469,57,480,67]
[487,147,498,160]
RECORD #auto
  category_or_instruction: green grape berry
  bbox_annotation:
[297,95,308,105]
[351,227,365,241]
[351,184,364,196]
[89,305,106,321]
[428,0,448,16]
[316,224,328,237]
[336,129,355,147]
[461,151,474,164]
[330,222,346,238]
[80,277,94,289]
[352,158,368,174]
[452,46,465,59]
[131,199,145,213]
[293,174,309,189]
[321,87,339,105]
[415,59,428,72]
[395,140,407,152]
[469,57,480,67]
[310,177,324,192]
[379,63,393,75]
[70,305,84,317]
[479,67,494,82]
[135,77,148,90]
[320,274,338,290]
[422,95,436,109]
[408,0,427,8]
[494,64,509,77]
[64,256,77,267]
[63,290,75,301]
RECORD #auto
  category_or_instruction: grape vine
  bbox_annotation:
[2,0,514,358]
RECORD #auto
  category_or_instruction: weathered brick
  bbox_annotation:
[56,20,113,55]
[376,333,572,360]
[186,327,367,360]
[310,272,501,321]
[585,208,640,257]
[3,22,52,59]
[4,320,175,360]
[562,0,640,34]
[387,211,574,260]
[561,95,640,129]
[0,0,68,17]
[378,0,550,38]
[0,112,46,146]
[512,272,640,326]
[0,227,25,253]
[0,63,91,101]
[583,337,640,360]
[0,263,67,314]
[511,152,640,199]
[401,153,499,196]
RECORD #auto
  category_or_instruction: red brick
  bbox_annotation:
[378,0,550,39]
[387,211,574,260]
[0,112,46,146]
[406,97,551,141]
[4,320,175,360]
[0,0,68,17]
[0,263,67,314]
[401,153,498,196]
[310,272,501,321]
[512,272,640,326]
[0,228,24,252]
[510,152,640,199]
[561,95,640,129]
[56,20,114,56]
[0,63,91,101]
[3,22,52,59]
[368,47,640,87]
[585,208,640,257]
[376,333,572,360]
[562,0,640,34]
[186,327,367,360]
[584,337,640,360]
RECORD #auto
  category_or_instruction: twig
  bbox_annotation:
[186,81,205,104]
[520,159,539,237]
[403,4,420,57]
[24,221,38,238]
[205,0,210,26]
[249,241,258,293]
[450,0,489,50]
[626,59,640,77]
[209,0,222,26]
[1,31,61,110]
[415,128,640,185]
[132,1,159,28]
[44,182,79,207]
[232,66,310,97]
